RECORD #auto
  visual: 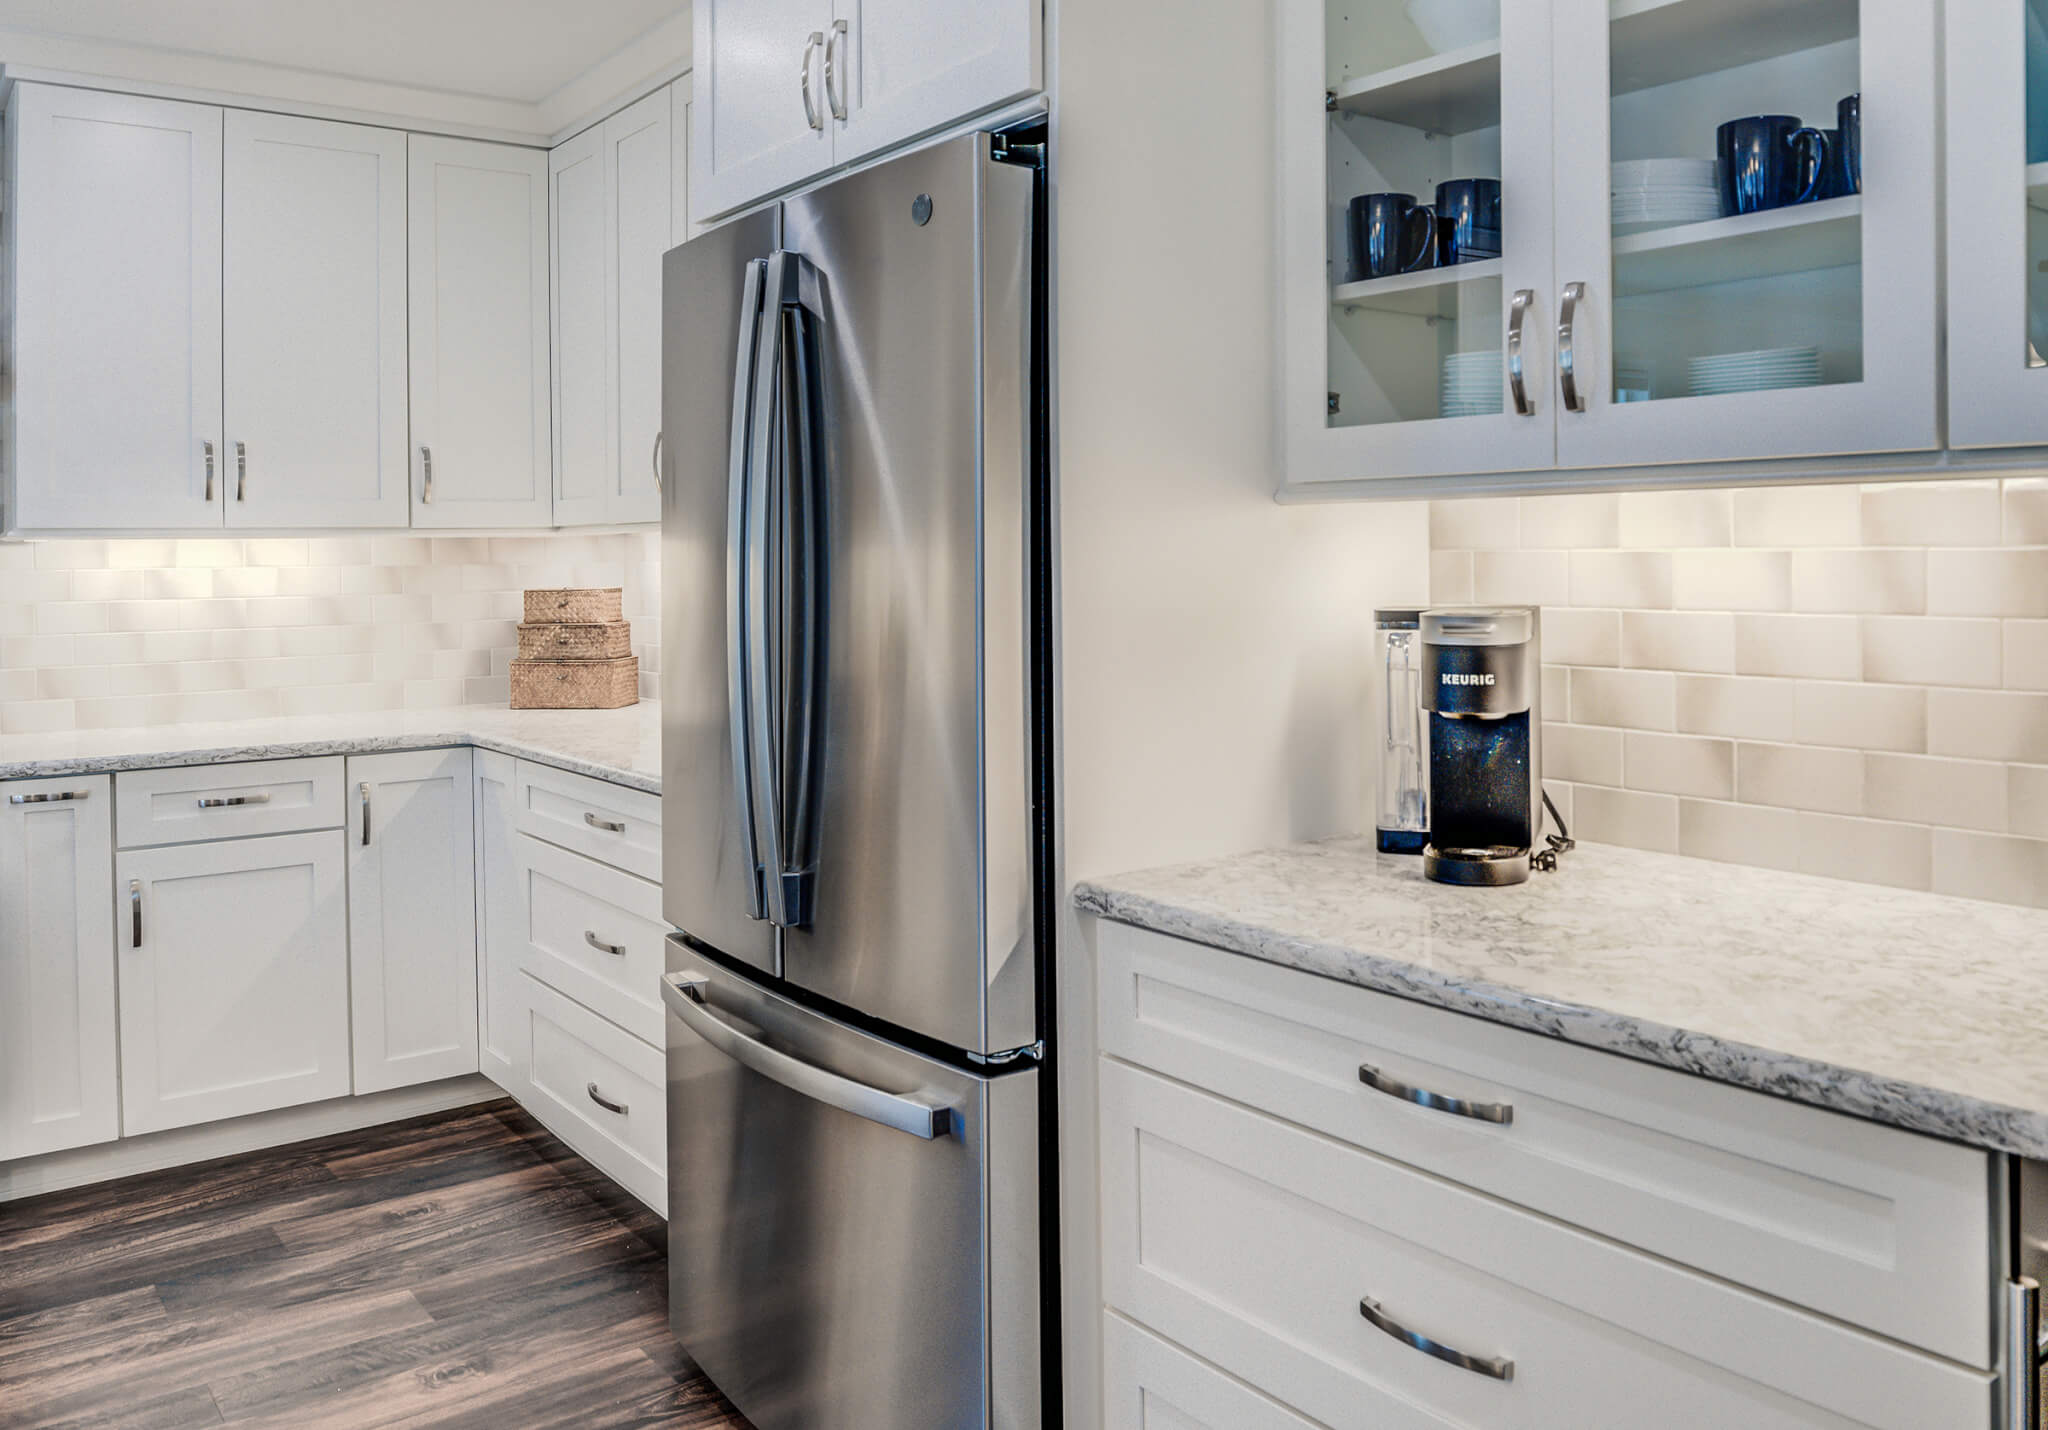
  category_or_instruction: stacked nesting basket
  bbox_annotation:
[510,588,639,710]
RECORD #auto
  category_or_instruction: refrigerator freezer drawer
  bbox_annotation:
[662,943,1040,1430]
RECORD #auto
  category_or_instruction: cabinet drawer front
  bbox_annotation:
[116,758,345,847]
[516,834,666,1048]
[1098,922,1991,1367]
[512,761,661,881]
[1104,1313,1325,1430]
[1101,1062,1990,1430]
[522,975,665,1210]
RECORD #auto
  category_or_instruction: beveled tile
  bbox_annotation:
[1618,489,1732,548]
[1569,667,1677,730]
[1860,617,2003,688]
[1732,485,1861,548]
[1519,493,1619,549]
[1671,548,1792,611]
[1572,785,1680,851]
[1569,550,1673,608]
[1932,831,2048,907]
[1929,689,2048,764]
[1735,741,1864,814]
[1794,680,1928,753]
[1677,674,1800,740]
[1621,610,1734,673]
[1678,799,1804,870]
[1860,480,2003,547]
[1798,813,1933,890]
[1790,549,1926,615]
[1865,753,2008,832]
[1623,731,1734,799]
[1927,549,2048,618]
[1733,613,1860,681]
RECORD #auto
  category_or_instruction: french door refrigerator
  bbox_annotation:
[657,128,1052,1430]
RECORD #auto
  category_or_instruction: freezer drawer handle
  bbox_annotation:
[1359,1063,1513,1125]
[662,972,955,1141]
[1359,1296,1514,1382]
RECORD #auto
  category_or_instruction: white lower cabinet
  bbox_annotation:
[1103,1314,1322,1430]
[347,750,479,1094]
[520,974,666,1211]
[116,830,351,1135]
[516,833,667,1048]
[474,750,529,1092]
[0,775,118,1160]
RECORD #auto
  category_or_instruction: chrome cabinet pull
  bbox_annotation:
[583,811,626,833]
[587,1082,628,1116]
[130,879,143,948]
[196,793,270,809]
[800,31,825,130]
[825,19,849,121]
[360,782,372,845]
[652,431,664,493]
[662,972,953,1140]
[420,445,434,505]
[1506,288,1535,417]
[584,930,627,957]
[1359,1063,1512,1125]
[235,441,248,500]
[2007,1278,2042,1430]
[8,789,90,805]
[1359,1296,1514,1382]
[203,439,216,502]
[1558,281,1588,413]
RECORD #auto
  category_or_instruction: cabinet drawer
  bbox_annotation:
[1104,1313,1323,1430]
[1097,922,1992,1367]
[521,974,665,1211]
[516,833,666,1048]
[513,760,660,882]
[1102,1062,1991,1430]
[115,757,345,847]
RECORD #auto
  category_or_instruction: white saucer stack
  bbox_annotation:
[1687,346,1822,396]
[1441,350,1504,418]
[1612,158,1723,233]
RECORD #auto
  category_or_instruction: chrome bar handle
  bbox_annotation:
[235,441,247,500]
[1360,1296,1514,1382]
[420,445,433,505]
[360,782,372,846]
[130,879,142,949]
[196,793,270,809]
[1506,289,1535,417]
[586,1083,628,1116]
[663,972,954,1139]
[726,257,769,921]
[825,19,849,121]
[203,440,216,502]
[2008,1278,2041,1430]
[1359,1063,1513,1125]
[584,930,627,957]
[9,789,90,805]
[583,811,626,833]
[800,31,824,131]
[1558,281,1588,414]
[652,431,664,493]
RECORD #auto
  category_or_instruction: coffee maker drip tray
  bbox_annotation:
[1424,843,1534,886]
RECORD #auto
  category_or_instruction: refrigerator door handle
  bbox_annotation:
[727,257,770,920]
[662,971,954,1140]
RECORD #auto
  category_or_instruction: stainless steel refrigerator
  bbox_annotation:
[656,128,1052,1430]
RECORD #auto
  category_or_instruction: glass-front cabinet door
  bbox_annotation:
[1946,0,2048,449]
[1549,0,1938,471]
[1279,0,1557,484]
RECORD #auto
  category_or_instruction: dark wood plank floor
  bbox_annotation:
[0,1100,755,1430]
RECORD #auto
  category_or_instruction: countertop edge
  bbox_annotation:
[1074,881,2048,1161]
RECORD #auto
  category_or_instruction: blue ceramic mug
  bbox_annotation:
[1433,178,1502,265]
[1717,115,1829,215]
[1347,192,1439,281]
[1836,93,1861,195]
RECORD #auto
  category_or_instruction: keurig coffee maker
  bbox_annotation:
[1421,606,1547,886]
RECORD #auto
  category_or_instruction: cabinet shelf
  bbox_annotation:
[1331,258,1503,316]
[1610,0,1860,96]
[1613,195,1860,297]
[1330,40,1500,134]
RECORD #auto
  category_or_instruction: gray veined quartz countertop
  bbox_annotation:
[1074,838,2048,1159]
[0,703,664,793]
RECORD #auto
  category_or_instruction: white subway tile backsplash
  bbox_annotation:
[1570,667,1677,730]
[1570,550,1673,608]
[1623,731,1734,799]
[1621,610,1734,673]
[1543,608,1621,667]
[1678,799,1804,869]
[1863,753,2008,832]
[2007,622,2048,691]
[2011,765,2048,838]
[1735,741,1864,814]
[1542,723,1623,785]
[1860,617,2003,688]
[1676,675,1799,741]
[1619,489,1732,548]
[1574,785,1680,851]
[1929,689,2048,764]
[1860,480,2003,547]
[1732,486,1861,548]
[2007,479,2048,545]
[1798,813,1932,890]
[1790,549,1926,615]
[1520,493,1618,549]
[1793,680,1927,753]
[1927,549,2048,618]
[1671,549,1792,611]
[1732,613,1860,680]
[1931,830,2048,907]
[1473,551,1570,606]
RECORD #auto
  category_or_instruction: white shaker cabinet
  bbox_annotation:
[473,750,529,1093]
[116,830,351,1135]
[673,76,695,247]
[347,750,479,1094]
[551,124,611,528]
[3,85,224,534]
[831,0,1042,166]
[691,0,838,221]
[223,111,410,529]
[407,136,553,529]
[0,776,118,1160]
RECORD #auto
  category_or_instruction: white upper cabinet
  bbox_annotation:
[551,125,611,527]
[832,0,1042,165]
[1945,0,2048,449]
[347,750,479,1095]
[223,111,410,528]
[673,76,695,246]
[1283,0,1940,492]
[693,0,838,221]
[408,136,553,529]
[4,85,223,533]
[0,776,118,1161]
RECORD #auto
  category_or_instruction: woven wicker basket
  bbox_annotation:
[510,656,639,710]
[523,587,623,624]
[517,620,632,661]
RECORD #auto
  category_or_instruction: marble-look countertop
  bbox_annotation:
[0,703,664,793]
[1075,838,2048,1158]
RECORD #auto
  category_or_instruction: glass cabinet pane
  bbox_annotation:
[2029,0,2046,367]
[1325,1,1508,429]
[1605,0,1863,406]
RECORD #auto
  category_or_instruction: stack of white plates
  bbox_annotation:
[1612,158,1722,233]
[1687,346,1822,396]
[1441,351,1504,417]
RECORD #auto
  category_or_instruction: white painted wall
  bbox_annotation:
[1049,0,1428,1423]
